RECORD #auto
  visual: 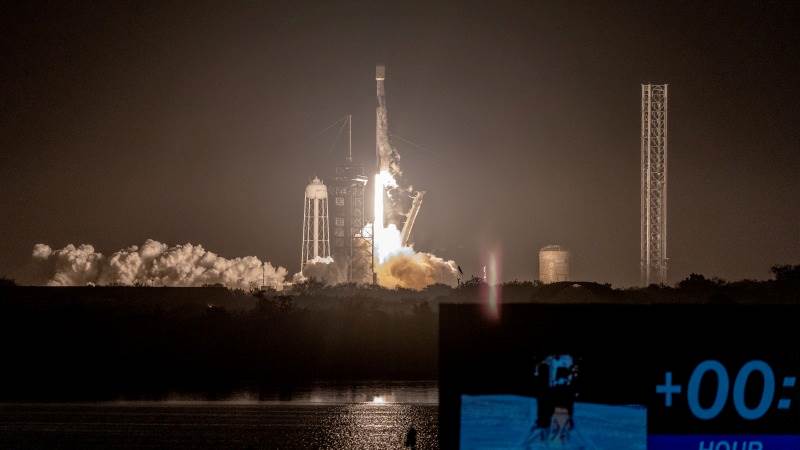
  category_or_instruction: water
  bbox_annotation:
[0,382,438,449]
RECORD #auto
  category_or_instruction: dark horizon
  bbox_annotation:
[2,1,799,287]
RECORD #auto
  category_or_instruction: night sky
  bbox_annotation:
[1,1,798,286]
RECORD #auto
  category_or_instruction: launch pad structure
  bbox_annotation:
[313,64,426,284]
[640,84,668,286]
[331,115,372,283]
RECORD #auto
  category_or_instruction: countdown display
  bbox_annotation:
[647,305,799,450]
[438,304,800,450]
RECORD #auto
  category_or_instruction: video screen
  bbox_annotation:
[439,304,800,450]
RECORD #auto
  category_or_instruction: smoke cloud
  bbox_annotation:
[295,256,347,285]
[32,243,103,287]
[376,249,459,290]
[32,240,287,290]
[294,246,458,290]
[32,240,456,291]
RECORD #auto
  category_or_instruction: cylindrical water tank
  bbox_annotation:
[301,177,331,268]
[305,177,328,199]
[539,245,570,284]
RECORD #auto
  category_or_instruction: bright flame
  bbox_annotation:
[373,173,385,254]
[372,171,407,264]
[364,170,458,289]
[371,395,386,404]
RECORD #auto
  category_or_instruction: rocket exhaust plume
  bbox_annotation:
[31,240,287,290]
[373,170,402,264]
[367,169,458,289]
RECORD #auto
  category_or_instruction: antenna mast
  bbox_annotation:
[347,114,352,162]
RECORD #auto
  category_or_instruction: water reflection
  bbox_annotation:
[320,403,437,449]
[0,382,440,449]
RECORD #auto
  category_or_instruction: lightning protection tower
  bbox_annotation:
[331,115,371,283]
[301,177,331,271]
[641,84,668,285]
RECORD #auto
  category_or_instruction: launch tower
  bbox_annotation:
[641,84,668,285]
[331,116,371,282]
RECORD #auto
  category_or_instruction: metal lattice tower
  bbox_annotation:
[331,115,372,283]
[641,84,668,285]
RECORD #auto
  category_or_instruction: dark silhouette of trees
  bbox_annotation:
[772,264,800,283]
[677,273,723,290]
[0,263,796,401]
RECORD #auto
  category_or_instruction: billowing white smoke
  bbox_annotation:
[32,240,287,290]
[367,172,459,290]
[32,243,103,287]
[294,256,346,286]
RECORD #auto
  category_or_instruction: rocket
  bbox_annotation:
[376,64,394,173]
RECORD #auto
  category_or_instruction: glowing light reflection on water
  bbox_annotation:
[0,382,439,449]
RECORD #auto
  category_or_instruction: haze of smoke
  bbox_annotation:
[376,249,459,290]
[295,256,347,285]
[32,240,287,290]
[295,244,458,290]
